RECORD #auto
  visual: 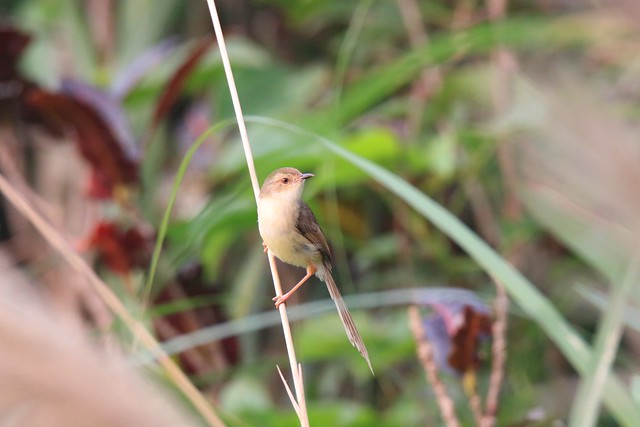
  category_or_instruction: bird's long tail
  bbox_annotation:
[320,266,373,375]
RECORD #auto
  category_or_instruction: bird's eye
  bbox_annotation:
[282,177,289,184]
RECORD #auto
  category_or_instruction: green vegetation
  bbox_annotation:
[1,1,639,426]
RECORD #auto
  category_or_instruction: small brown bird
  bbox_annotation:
[257,167,372,373]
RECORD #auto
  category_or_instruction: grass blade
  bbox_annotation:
[569,258,640,427]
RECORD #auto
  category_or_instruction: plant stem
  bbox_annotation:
[568,257,639,427]
[408,306,460,427]
[203,2,309,425]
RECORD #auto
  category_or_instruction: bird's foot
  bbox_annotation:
[262,242,269,253]
[272,293,290,308]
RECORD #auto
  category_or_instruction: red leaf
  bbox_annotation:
[86,169,115,200]
[24,88,138,197]
[86,221,150,275]
[61,80,138,161]
[447,305,492,373]
[0,25,31,83]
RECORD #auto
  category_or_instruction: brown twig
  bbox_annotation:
[483,0,511,419]
[467,385,486,426]
[480,4,511,423]
[0,172,226,427]
[484,277,509,425]
[408,306,460,427]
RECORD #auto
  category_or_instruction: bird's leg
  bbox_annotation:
[273,264,317,308]
[262,242,268,253]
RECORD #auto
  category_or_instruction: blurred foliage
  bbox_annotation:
[2,0,640,426]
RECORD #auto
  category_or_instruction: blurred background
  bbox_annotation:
[1,0,640,426]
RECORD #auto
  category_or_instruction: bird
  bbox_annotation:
[257,167,372,373]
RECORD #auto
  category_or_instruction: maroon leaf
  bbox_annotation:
[447,305,492,373]
[86,221,151,275]
[61,79,138,161]
[86,169,115,200]
[150,38,214,132]
[0,25,38,119]
[420,294,492,375]
[0,25,31,83]
[24,87,138,197]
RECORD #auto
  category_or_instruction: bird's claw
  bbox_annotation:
[273,295,287,308]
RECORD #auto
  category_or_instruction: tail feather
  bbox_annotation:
[320,266,373,375]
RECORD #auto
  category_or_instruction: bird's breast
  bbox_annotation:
[257,196,310,268]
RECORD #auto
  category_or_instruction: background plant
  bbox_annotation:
[1,0,639,426]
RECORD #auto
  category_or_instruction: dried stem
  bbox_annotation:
[203,1,309,425]
[482,3,511,421]
[483,0,512,417]
[467,387,486,427]
[408,306,460,427]
[485,277,508,424]
[0,172,225,427]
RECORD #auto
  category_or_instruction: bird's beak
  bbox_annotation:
[301,173,315,180]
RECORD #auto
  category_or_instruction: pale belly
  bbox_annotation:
[258,197,310,268]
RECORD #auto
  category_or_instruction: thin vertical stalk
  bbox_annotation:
[203,2,309,425]
[568,257,639,427]
[409,306,460,427]
[484,277,508,427]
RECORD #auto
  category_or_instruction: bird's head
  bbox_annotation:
[259,167,314,201]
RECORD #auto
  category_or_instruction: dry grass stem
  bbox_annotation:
[478,3,512,419]
[268,252,309,424]
[408,306,460,427]
[0,172,225,427]
[467,389,486,427]
[277,365,302,417]
[203,1,309,425]
[485,277,508,424]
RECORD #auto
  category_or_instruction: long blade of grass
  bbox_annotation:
[243,115,640,425]
[569,257,640,427]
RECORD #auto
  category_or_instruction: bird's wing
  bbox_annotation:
[297,202,373,374]
[295,200,332,266]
